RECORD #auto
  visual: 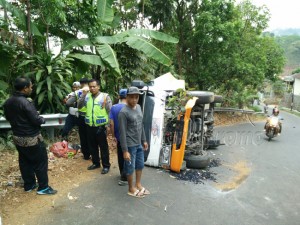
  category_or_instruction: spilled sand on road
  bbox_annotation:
[215,161,251,192]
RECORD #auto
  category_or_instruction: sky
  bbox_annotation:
[251,0,300,30]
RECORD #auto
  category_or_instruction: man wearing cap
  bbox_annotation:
[109,89,128,185]
[78,79,112,174]
[66,78,90,160]
[61,81,80,140]
[118,87,149,198]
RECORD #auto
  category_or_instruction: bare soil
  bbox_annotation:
[0,113,263,225]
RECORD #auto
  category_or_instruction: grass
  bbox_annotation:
[280,107,300,117]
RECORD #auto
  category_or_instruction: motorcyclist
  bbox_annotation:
[264,107,282,134]
[264,104,268,114]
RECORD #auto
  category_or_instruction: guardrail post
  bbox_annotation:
[45,127,55,140]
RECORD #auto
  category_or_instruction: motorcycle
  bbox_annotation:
[265,116,282,141]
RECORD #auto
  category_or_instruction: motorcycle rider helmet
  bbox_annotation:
[273,108,279,116]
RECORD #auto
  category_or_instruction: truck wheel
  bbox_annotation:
[187,91,214,104]
[186,91,214,105]
[213,95,223,103]
[184,151,211,169]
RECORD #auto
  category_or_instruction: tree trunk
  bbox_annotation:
[26,0,33,56]
[141,0,144,28]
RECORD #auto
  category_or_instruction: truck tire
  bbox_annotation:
[184,150,211,169]
[186,91,214,105]
[187,91,214,104]
[213,95,223,103]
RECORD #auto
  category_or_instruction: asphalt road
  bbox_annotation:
[32,110,300,225]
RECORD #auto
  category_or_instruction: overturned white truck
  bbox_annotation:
[133,73,222,173]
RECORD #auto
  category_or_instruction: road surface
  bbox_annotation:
[29,110,300,225]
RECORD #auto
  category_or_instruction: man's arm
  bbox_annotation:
[77,93,87,109]
[118,111,128,152]
[66,94,77,107]
[105,95,112,125]
[109,107,115,138]
[110,120,115,139]
[24,101,45,126]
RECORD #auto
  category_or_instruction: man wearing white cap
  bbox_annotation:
[61,81,81,140]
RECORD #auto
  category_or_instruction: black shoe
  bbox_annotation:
[37,186,57,195]
[101,167,109,174]
[25,184,38,192]
[118,180,128,186]
[87,164,100,170]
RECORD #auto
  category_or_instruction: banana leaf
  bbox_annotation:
[96,44,121,75]
[97,0,114,23]
[63,39,93,51]
[125,36,172,66]
[68,53,105,67]
[125,29,178,44]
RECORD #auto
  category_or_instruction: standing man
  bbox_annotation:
[109,89,128,185]
[3,77,57,195]
[118,87,149,198]
[66,78,90,160]
[61,81,80,140]
[78,79,112,174]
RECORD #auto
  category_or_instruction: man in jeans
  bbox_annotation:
[109,89,128,185]
[4,77,57,195]
[118,87,149,198]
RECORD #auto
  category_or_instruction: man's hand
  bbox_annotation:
[143,141,148,151]
[123,151,131,161]
[112,136,117,143]
[82,86,89,95]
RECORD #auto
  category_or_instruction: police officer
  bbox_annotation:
[78,79,112,174]
[66,78,90,160]
[61,81,80,140]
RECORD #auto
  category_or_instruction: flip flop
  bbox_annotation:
[139,187,150,195]
[127,190,144,198]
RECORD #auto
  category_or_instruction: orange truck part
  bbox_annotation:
[170,98,197,173]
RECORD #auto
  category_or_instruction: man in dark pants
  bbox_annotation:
[109,89,128,185]
[4,77,57,195]
[66,78,90,160]
[78,79,112,174]
[61,81,80,140]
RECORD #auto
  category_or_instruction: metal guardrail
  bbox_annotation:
[0,114,68,139]
[214,107,255,114]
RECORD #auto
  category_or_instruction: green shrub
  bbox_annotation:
[0,130,15,151]
[248,105,262,112]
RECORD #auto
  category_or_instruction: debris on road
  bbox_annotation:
[85,205,93,209]
[168,158,221,184]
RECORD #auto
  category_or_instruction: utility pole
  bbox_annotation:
[291,80,294,111]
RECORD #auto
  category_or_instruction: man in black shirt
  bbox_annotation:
[4,77,57,195]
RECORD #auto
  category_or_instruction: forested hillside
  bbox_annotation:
[272,28,300,36]
[275,34,300,76]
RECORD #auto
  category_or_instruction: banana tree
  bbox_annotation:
[65,28,178,76]
[18,53,73,113]
[63,0,178,80]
